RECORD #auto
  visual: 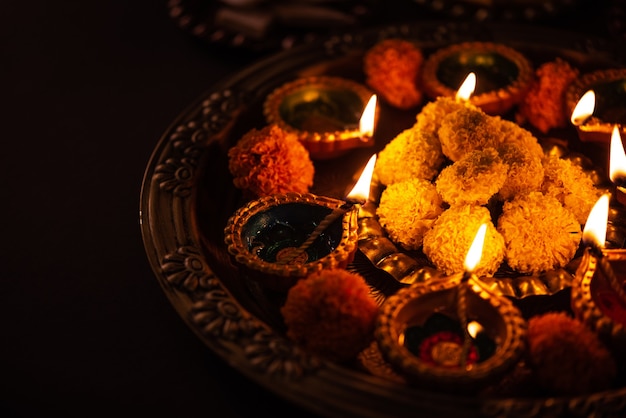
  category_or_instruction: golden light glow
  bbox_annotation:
[582,194,610,248]
[359,95,377,137]
[455,72,476,102]
[609,125,626,183]
[346,154,376,203]
[571,90,595,126]
[464,223,487,273]
[467,321,484,339]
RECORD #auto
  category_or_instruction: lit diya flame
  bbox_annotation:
[467,321,484,339]
[347,154,376,204]
[279,154,376,264]
[458,222,486,367]
[571,89,595,126]
[455,72,476,102]
[464,223,487,274]
[609,125,626,186]
[583,193,610,249]
[581,193,626,302]
[359,95,377,138]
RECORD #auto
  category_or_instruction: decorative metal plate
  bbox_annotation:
[140,22,626,418]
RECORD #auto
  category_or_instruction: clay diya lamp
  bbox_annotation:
[572,248,626,354]
[571,194,626,355]
[223,192,359,292]
[421,41,533,115]
[566,69,626,144]
[608,125,626,206]
[374,224,527,393]
[263,76,377,160]
[224,155,376,291]
[375,274,527,393]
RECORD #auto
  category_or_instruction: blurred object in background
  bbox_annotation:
[167,0,623,56]
[606,0,626,43]
[168,0,383,55]
[412,0,586,23]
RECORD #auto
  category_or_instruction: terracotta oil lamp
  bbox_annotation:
[421,41,533,115]
[571,194,626,355]
[223,155,376,291]
[375,224,527,393]
[567,69,626,144]
[263,76,377,159]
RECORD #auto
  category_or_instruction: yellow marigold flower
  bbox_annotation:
[438,107,503,162]
[375,127,444,186]
[496,140,544,201]
[413,96,475,138]
[541,155,601,224]
[435,147,508,206]
[497,191,581,274]
[422,204,505,276]
[377,178,445,250]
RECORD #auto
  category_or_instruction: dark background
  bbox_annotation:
[1,1,621,417]
[2,2,316,417]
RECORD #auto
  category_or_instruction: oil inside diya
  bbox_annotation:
[566,69,626,144]
[421,41,533,115]
[571,248,626,352]
[263,76,375,160]
[374,274,527,393]
[403,312,496,369]
[223,192,359,291]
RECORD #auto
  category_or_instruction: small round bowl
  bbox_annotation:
[263,76,375,160]
[223,192,359,291]
[421,41,533,115]
[571,248,626,354]
[565,68,626,144]
[375,274,527,393]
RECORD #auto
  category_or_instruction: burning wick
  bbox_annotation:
[583,193,626,301]
[457,223,487,368]
[359,94,377,141]
[571,90,595,126]
[279,154,376,265]
[455,72,476,103]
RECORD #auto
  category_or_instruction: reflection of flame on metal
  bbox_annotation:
[467,321,483,339]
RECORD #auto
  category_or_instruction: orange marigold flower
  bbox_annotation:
[526,312,616,396]
[227,124,314,198]
[517,58,579,133]
[281,268,379,363]
[364,38,424,110]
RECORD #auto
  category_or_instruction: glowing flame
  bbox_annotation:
[359,95,377,137]
[467,321,484,339]
[583,194,610,248]
[464,223,487,273]
[346,154,376,203]
[455,72,476,102]
[609,126,626,183]
[571,90,595,126]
